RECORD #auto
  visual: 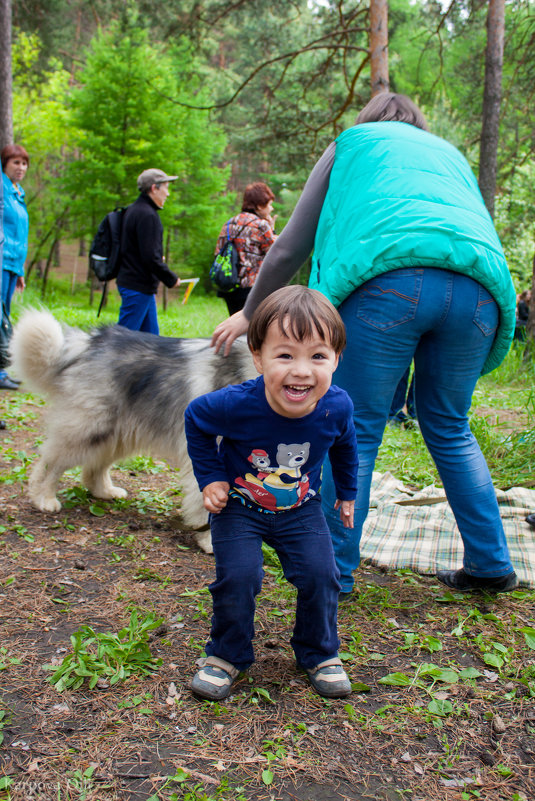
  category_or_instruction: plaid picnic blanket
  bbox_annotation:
[360,472,535,588]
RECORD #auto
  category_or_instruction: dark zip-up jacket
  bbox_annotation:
[117,193,177,295]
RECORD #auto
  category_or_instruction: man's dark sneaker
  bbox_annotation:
[0,420,6,430]
[339,590,355,603]
[526,513,535,530]
[436,568,518,593]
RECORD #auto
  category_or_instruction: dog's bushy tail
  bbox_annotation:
[10,309,88,396]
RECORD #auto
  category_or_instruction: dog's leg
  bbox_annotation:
[82,465,128,501]
[194,528,213,555]
[175,461,213,553]
[28,454,69,512]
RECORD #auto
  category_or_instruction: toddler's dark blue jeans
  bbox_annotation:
[206,496,341,672]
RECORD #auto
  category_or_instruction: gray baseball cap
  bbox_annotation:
[137,168,178,192]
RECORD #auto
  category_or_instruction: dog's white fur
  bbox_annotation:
[10,309,256,553]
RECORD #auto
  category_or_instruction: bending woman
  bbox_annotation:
[212,93,518,596]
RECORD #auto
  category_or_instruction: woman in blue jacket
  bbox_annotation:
[211,94,518,597]
[0,159,5,426]
[1,144,29,391]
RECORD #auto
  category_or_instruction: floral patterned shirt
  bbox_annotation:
[215,212,276,288]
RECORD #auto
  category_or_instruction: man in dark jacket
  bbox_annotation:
[117,168,180,334]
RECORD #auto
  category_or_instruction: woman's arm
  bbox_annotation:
[211,142,336,355]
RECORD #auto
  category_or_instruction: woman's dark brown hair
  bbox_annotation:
[356,93,428,131]
[242,182,275,214]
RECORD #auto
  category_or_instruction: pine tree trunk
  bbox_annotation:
[370,0,389,96]
[0,0,13,149]
[479,0,505,219]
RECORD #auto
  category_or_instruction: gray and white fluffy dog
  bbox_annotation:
[10,309,256,553]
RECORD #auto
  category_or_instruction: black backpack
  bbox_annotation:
[89,207,127,283]
[89,207,127,316]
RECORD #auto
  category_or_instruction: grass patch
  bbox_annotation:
[12,271,228,337]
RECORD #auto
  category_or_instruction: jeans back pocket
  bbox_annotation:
[473,285,498,337]
[356,269,423,331]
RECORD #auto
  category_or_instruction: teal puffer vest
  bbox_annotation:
[309,122,515,374]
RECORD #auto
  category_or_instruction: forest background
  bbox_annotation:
[1,0,534,303]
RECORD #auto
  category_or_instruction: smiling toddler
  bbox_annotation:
[184,285,358,701]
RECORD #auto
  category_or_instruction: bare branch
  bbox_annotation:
[147,37,368,112]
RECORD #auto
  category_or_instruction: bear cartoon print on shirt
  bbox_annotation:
[235,442,314,511]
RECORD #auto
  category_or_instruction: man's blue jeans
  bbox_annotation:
[117,286,159,334]
[206,497,341,671]
[321,267,514,592]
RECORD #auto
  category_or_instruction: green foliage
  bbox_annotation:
[0,648,22,671]
[12,30,72,271]
[11,0,535,287]
[67,17,185,217]
[46,610,163,691]
[0,703,11,747]
[521,627,535,651]
[66,14,229,280]
[0,447,33,485]
[67,765,114,801]
[14,270,228,336]
[374,343,535,492]
[146,771,248,801]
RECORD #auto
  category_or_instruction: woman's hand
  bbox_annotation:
[211,310,249,356]
[16,276,25,292]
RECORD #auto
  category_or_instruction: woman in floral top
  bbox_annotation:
[215,182,277,315]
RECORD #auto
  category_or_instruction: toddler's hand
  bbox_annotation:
[203,481,230,513]
[334,499,354,529]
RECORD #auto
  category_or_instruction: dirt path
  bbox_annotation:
[1,395,534,801]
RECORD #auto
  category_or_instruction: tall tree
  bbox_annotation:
[370,0,389,95]
[479,0,505,218]
[0,0,13,147]
[66,15,229,277]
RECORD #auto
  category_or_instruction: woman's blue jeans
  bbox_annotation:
[1,269,18,314]
[206,497,341,671]
[1,270,19,380]
[321,267,514,592]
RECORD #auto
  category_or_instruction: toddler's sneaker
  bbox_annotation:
[302,657,351,698]
[191,656,240,701]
